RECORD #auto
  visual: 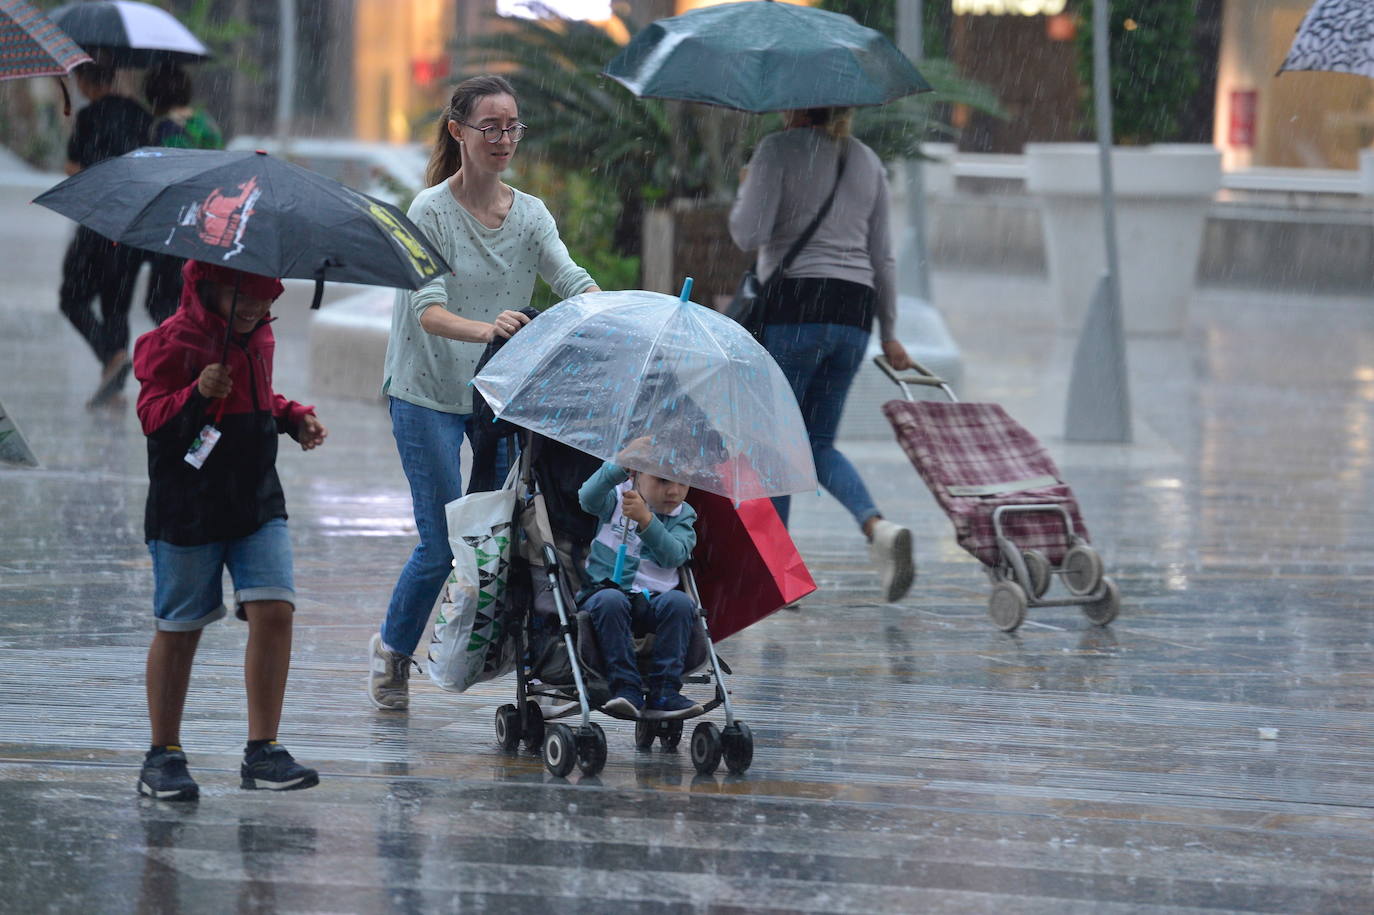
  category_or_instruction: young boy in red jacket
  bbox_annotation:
[133,260,327,800]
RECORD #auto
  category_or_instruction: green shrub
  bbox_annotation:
[514,162,641,306]
[1075,1,1201,145]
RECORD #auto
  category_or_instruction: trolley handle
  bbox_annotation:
[873,355,957,403]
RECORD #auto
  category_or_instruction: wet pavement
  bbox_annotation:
[3,195,1374,912]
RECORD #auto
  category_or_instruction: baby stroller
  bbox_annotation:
[876,356,1120,632]
[490,432,755,778]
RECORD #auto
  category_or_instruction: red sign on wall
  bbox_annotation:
[1229,90,1258,148]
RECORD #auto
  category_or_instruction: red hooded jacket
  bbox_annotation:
[133,261,314,545]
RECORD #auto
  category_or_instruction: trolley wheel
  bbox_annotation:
[662,719,684,751]
[542,723,577,778]
[634,719,657,750]
[521,699,545,753]
[690,721,723,775]
[988,581,1028,632]
[1062,544,1104,596]
[576,722,608,777]
[495,703,521,751]
[1081,576,1121,626]
[1022,549,1052,599]
[721,722,754,775]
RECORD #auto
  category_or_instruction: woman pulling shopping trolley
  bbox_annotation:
[729,106,917,603]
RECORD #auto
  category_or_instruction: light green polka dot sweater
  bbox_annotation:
[382,181,595,414]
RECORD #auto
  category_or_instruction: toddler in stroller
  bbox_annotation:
[494,433,755,778]
[577,461,701,720]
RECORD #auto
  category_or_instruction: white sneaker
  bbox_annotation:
[368,633,411,710]
[869,519,916,603]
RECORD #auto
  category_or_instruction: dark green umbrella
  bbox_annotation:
[602,0,930,113]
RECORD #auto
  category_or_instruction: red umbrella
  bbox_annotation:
[0,0,92,113]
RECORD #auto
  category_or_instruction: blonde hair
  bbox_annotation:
[425,74,518,188]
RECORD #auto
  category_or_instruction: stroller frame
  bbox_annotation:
[495,437,754,778]
[876,356,1121,632]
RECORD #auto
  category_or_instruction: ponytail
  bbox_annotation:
[425,74,518,188]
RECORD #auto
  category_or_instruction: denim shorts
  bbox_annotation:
[147,518,295,632]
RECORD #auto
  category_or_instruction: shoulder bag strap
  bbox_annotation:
[767,138,851,282]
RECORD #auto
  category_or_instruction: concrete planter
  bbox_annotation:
[1026,143,1221,335]
[1358,149,1374,195]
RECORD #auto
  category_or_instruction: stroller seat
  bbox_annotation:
[527,578,711,709]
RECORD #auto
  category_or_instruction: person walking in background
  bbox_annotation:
[369,74,599,711]
[729,106,917,604]
[60,59,152,409]
[141,62,224,326]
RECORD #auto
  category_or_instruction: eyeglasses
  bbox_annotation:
[458,121,528,144]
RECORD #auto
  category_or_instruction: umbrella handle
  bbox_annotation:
[311,257,339,310]
[679,277,693,303]
[612,543,628,588]
[219,273,241,364]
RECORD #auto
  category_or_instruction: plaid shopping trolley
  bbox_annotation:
[876,357,1120,631]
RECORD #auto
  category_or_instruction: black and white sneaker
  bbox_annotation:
[240,743,320,792]
[138,746,199,801]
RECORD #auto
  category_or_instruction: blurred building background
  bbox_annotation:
[2,1,1373,173]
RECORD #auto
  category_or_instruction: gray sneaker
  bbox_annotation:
[368,633,412,710]
[869,519,916,603]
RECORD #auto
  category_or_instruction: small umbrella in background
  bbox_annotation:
[34,147,449,312]
[51,0,208,67]
[0,0,89,468]
[1280,0,1374,79]
[473,282,817,504]
[0,0,91,114]
[602,0,930,113]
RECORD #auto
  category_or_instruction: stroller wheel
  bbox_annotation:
[1081,577,1121,626]
[661,720,684,751]
[495,704,522,752]
[721,722,754,775]
[634,720,656,750]
[690,722,723,775]
[576,722,608,776]
[988,582,1028,632]
[1021,550,1052,599]
[521,700,545,753]
[1062,544,1104,596]
[543,723,577,778]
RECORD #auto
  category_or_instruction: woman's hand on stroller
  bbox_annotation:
[489,309,531,341]
[882,339,913,372]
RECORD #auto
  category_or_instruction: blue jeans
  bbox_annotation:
[581,589,695,695]
[382,397,510,657]
[763,323,880,531]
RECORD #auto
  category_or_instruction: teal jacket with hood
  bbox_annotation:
[578,462,696,595]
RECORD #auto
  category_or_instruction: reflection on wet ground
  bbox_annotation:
[3,275,1374,912]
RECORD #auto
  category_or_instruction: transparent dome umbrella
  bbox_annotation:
[472,283,817,503]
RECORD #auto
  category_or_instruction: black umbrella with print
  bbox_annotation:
[33,146,451,312]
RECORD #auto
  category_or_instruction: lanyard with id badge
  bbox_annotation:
[184,275,243,470]
[183,397,226,469]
